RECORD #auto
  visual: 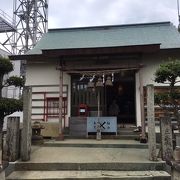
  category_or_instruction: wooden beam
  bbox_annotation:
[57,61,64,140]
[63,68,139,75]
[42,44,160,57]
[58,64,141,72]
[139,69,147,143]
[9,44,160,60]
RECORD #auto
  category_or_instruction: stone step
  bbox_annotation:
[65,127,140,138]
[118,127,137,131]
[65,134,140,140]
[118,132,140,135]
[5,143,168,179]
[43,141,159,149]
[118,131,140,135]
[6,170,171,180]
[116,134,140,140]
[12,162,166,171]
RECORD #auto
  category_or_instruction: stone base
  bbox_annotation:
[56,134,64,141]
[174,147,180,161]
[41,122,59,137]
[140,138,147,143]
[0,170,5,180]
[172,167,180,180]
[32,135,44,145]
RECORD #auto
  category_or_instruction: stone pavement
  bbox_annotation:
[27,139,159,163]
[6,170,170,179]
[6,139,171,179]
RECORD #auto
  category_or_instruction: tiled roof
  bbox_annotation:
[28,22,180,55]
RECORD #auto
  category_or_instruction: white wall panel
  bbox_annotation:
[26,61,59,86]
[31,115,44,120]
[32,108,44,114]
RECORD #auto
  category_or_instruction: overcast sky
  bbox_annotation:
[0,0,179,28]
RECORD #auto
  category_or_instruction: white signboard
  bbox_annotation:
[87,117,117,135]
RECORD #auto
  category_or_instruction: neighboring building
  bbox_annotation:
[10,22,180,137]
[0,48,21,99]
[0,48,22,131]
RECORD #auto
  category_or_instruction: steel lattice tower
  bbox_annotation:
[13,0,48,54]
[0,9,16,54]
[0,0,48,55]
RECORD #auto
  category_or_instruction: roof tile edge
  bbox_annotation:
[48,21,172,32]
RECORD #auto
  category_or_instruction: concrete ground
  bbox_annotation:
[28,139,160,163]
[7,170,170,179]
[44,139,140,145]
[6,139,170,179]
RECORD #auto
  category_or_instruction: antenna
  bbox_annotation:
[177,0,180,32]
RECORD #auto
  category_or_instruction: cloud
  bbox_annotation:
[117,0,178,24]
[48,0,179,28]
[0,0,179,29]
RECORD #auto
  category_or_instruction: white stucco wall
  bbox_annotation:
[26,60,71,126]
[26,53,180,129]
[26,61,59,86]
[141,56,164,86]
[135,55,163,126]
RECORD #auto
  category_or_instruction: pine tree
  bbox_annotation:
[0,56,24,169]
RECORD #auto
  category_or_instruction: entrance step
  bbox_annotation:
[65,126,140,140]
[43,139,159,149]
[5,141,168,179]
[6,170,171,180]
[65,134,140,140]
[118,128,141,135]
[116,134,140,140]
[12,162,167,171]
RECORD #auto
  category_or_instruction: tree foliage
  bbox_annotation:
[0,98,23,116]
[154,58,180,131]
[0,56,24,168]
[0,57,13,75]
[155,59,180,85]
[0,57,24,127]
[5,76,25,88]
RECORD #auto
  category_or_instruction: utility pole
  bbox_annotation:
[177,0,180,32]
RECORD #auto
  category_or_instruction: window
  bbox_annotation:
[46,97,68,120]
[47,98,59,118]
